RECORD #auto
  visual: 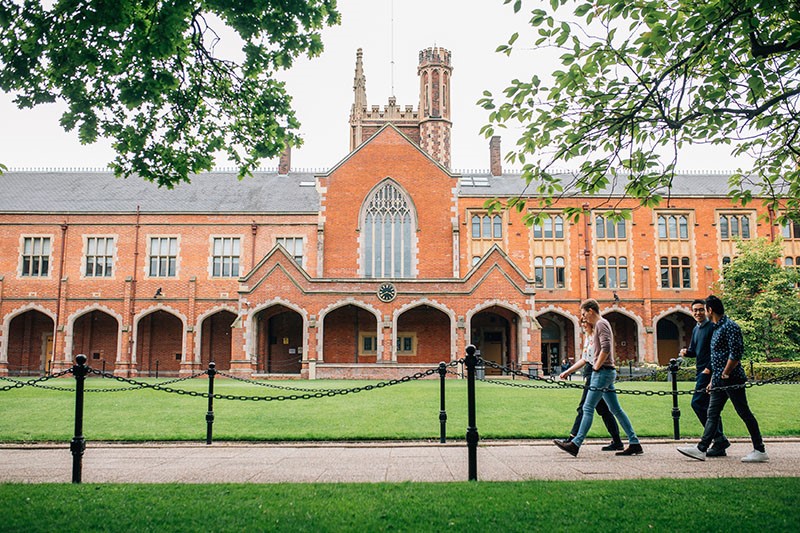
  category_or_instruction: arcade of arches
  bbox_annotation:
[2,305,697,376]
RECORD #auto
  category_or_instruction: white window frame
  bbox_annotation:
[19,235,52,278]
[210,236,242,278]
[275,236,305,269]
[360,179,418,279]
[147,236,180,278]
[83,235,116,278]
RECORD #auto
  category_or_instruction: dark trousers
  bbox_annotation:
[699,380,764,452]
[692,372,726,444]
[569,374,622,444]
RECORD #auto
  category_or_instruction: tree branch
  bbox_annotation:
[749,32,800,58]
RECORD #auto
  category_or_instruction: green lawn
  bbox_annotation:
[2,479,798,532]
[1,376,797,441]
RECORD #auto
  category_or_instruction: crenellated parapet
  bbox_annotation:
[360,97,419,121]
[349,47,452,168]
[418,47,451,68]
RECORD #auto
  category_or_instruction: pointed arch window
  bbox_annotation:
[362,181,416,278]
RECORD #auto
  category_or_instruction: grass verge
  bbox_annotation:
[0,377,798,441]
[2,478,798,532]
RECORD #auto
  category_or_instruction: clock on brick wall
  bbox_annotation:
[377,283,396,302]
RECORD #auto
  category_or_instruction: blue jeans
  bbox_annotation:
[569,371,622,445]
[571,368,639,447]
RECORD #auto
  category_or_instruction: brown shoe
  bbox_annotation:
[554,439,580,457]
[615,443,643,456]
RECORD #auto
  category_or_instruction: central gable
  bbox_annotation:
[319,125,458,279]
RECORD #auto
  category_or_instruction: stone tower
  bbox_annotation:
[348,47,453,169]
[417,47,452,168]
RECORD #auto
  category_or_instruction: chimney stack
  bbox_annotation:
[490,136,502,177]
[278,144,291,175]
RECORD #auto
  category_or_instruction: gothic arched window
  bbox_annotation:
[361,180,416,278]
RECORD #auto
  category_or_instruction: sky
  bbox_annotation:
[0,0,749,173]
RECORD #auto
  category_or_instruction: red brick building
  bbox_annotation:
[2,47,799,378]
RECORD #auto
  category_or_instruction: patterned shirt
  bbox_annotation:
[709,315,748,386]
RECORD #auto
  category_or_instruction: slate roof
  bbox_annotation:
[0,168,748,215]
[0,171,320,213]
[457,171,737,197]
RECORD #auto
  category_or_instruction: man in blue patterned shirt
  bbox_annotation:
[677,295,768,463]
[679,298,729,456]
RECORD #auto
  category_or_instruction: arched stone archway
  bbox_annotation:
[136,310,184,376]
[322,304,379,364]
[604,311,639,363]
[469,305,520,375]
[6,310,54,375]
[200,310,236,371]
[253,304,303,374]
[395,304,452,365]
[655,311,694,365]
[72,310,119,373]
[535,311,577,375]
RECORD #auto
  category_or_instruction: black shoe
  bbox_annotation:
[601,442,625,451]
[615,443,644,456]
[707,439,731,457]
[555,436,574,445]
[554,439,580,457]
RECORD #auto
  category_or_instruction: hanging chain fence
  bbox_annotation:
[476,357,800,396]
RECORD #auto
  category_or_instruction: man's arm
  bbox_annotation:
[722,323,745,379]
[682,326,698,358]
[592,322,612,371]
[593,349,609,371]
[560,358,586,380]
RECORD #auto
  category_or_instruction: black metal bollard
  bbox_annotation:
[71,354,89,484]
[155,360,160,379]
[206,362,216,445]
[668,358,681,440]
[438,362,447,443]
[465,345,479,481]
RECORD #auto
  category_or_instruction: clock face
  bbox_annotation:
[377,283,397,302]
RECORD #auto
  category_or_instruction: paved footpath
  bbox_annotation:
[1,438,799,483]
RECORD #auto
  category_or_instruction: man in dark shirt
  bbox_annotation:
[677,295,768,463]
[679,299,729,456]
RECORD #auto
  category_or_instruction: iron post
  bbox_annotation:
[465,344,479,481]
[155,360,159,379]
[669,357,681,440]
[206,362,216,445]
[438,362,447,443]
[70,354,89,484]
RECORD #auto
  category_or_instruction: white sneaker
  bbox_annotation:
[677,445,706,461]
[741,449,769,463]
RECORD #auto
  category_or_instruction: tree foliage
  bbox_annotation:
[715,238,800,361]
[480,0,800,224]
[0,0,340,187]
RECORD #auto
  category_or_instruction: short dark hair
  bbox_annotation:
[691,298,706,308]
[705,294,724,315]
[580,298,600,314]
